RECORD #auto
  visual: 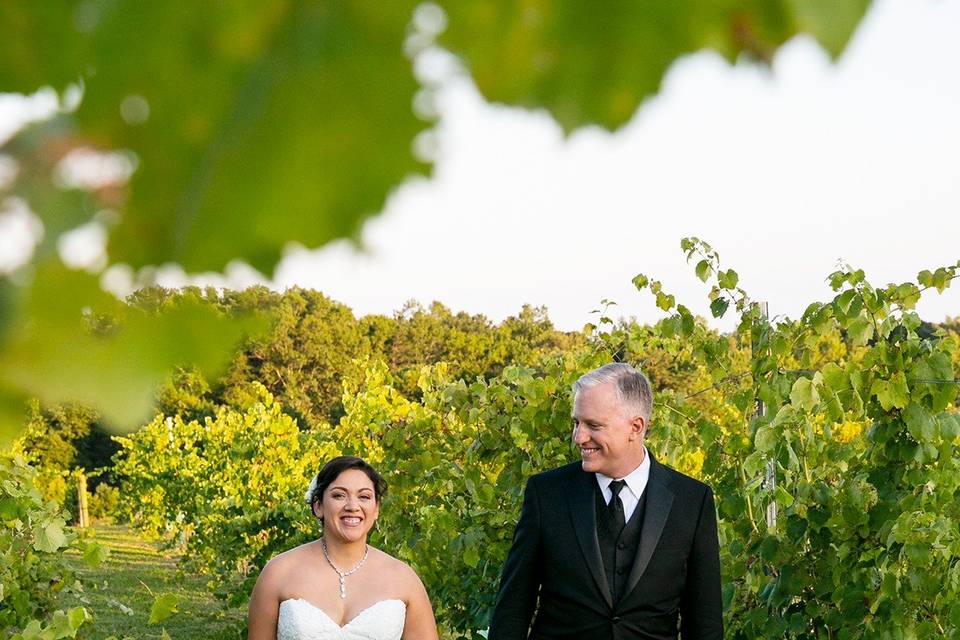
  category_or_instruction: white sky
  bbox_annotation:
[2,0,959,331]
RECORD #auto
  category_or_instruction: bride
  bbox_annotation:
[248,456,439,640]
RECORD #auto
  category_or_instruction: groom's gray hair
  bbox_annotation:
[572,363,653,423]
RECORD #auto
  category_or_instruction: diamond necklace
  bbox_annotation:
[320,538,369,599]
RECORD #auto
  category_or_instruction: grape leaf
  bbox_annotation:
[847,315,874,347]
[717,269,739,290]
[903,403,934,443]
[33,519,67,553]
[710,298,729,318]
[695,260,712,283]
[82,541,110,568]
[149,593,180,625]
[790,377,819,412]
[871,373,909,412]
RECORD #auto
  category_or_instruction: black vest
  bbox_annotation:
[595,482,647,604]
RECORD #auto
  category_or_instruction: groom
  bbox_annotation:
[488,363,723,639]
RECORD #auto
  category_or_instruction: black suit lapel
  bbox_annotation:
[568,469,613,608]
[624,457,675,598]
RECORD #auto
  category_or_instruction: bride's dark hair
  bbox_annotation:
[306,456,387,515]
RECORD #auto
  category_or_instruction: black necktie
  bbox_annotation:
[608,480,626,532]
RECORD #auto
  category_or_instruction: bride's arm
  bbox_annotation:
[401,568,440,640]
[248,560,281,640]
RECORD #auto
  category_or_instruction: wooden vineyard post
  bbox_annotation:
[77,471,89,528]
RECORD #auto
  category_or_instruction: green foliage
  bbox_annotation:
[11,401,109,516]
[631,241,960,638]
[0,1,870,273]
[79,539,110,569]
[0,266,266,433]
[0,456,94,638]
[14,401,97,471]
[359,301,579,401]
[7,607,88,640]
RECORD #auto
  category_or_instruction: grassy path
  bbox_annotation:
[65,524,245,640]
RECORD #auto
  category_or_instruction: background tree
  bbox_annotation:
[12,400,118,513]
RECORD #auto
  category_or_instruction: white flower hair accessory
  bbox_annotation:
[305,473,319,506]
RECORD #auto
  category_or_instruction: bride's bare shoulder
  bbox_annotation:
[260,541,320,579]
[368,547,427,588]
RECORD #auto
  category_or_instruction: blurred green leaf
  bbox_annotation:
[0,386,28,447]
[0,117,102,262]
[787,0,872,57]
[0,496,24,520]
[819,362,846,392]
[931,267,952,293]
[463,542,480,568]
[939,412,960,439]
[440,0,871,132]
[0,1,425,274]
[754,425,777,453]
[67,607,88,635]
[0,263,266,431]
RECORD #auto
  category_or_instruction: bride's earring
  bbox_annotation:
[312,500,324,533]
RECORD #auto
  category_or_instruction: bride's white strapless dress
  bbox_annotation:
[277,598,406,640]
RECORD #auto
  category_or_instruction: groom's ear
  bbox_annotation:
[630,415,646,439]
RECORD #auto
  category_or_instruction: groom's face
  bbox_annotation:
[572,380,646,478]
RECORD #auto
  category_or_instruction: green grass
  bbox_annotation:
[63,524,246,640]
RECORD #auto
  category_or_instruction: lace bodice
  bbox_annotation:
[277,598,406,640]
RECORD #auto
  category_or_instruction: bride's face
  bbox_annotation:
[316,468,380,543]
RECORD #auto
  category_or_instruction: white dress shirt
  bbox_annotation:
[595,447,651,523]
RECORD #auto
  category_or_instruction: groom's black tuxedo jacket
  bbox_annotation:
[488,457,723,640]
